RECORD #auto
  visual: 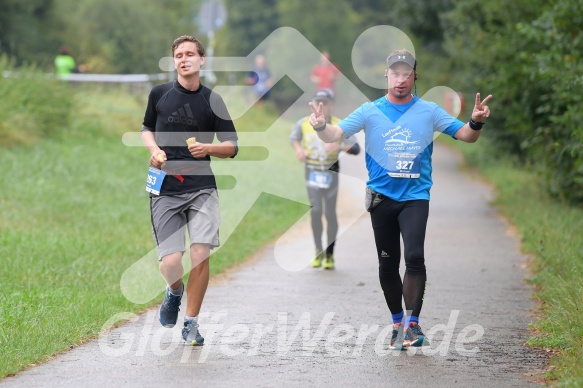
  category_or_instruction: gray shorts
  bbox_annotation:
[150,188,220,260]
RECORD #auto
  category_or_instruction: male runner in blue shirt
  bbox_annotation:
[309,49,492,350]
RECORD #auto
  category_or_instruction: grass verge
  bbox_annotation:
[439,134,583,386]
[0,88,307,378]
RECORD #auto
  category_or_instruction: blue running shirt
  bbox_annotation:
[339,96,464,201]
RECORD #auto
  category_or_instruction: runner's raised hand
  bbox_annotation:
[309,101,326,129]
[472,93,492,123]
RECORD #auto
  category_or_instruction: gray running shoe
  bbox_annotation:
[182,320,205,346]
[389,323,406,350]
[159,287,182,328]
[404,323,429,347]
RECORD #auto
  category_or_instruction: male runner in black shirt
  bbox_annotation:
[141,35,238,346]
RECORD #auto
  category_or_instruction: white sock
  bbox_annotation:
[184,315,198,324]
[169,282,184,296]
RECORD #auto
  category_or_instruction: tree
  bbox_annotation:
[441,0,546,154]
[0,0,198,73]
[276,0,356,73]
[215,0,280,57]
[0,0,57,66]
[441,0,582,204]
[518,0,583,203]
[59,0,196,73]
[351,0,454,54]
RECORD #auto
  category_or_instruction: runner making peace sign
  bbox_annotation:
[309,49,492,350]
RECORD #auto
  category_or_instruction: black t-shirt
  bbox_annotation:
[142,81,238,196]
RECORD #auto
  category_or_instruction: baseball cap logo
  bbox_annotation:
[386,51,416,69]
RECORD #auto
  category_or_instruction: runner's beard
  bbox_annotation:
[390,86,412,100]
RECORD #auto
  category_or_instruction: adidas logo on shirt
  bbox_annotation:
[381,251,389,258]
[168,104,198,126]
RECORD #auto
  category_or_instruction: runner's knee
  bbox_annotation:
[190,243,210,263]
[310,204,323,217]
[160,252,183,269]
[379,256,400,274]
[405,256,426,274]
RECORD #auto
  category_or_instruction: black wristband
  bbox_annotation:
[312,123,327,132]
[469,118,484,131]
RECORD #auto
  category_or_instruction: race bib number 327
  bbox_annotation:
[387,153,421,178]
[145,167,166,195]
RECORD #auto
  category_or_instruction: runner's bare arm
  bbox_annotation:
[188,141,236,159]
[453,93,492,143]
[141,129,166,168]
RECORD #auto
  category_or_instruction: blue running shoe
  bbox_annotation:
[159,286,183,328]
[182,320,204,346]
[404,323,430,347]
[389,323,406,350]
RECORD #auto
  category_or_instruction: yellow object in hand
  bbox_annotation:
[157,154,165,163]
[186,137,197,146]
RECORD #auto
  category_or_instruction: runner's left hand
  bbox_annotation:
[471,93,492,123]
[188,142,209,158]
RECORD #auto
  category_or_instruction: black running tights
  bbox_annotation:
[370,198,429,318]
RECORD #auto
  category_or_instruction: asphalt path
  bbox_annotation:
[1,142,547,387]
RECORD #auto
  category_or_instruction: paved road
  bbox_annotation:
[2,143,547,387]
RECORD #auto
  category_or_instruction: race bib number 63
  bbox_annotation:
[145,167,166,195]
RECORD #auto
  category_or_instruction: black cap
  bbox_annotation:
[312,88,335,102]
[386,51,416,70]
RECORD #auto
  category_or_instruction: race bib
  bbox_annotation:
[307,170,333,189]
[145,167,166,195]
[387,153,421,178]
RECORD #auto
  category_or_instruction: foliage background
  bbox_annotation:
[2,0,579,203]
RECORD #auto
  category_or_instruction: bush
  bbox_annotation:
[518,1,583,204]
[442,0,583,205]
[0,55,74,146]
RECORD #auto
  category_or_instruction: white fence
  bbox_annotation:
[2,71,177,93]
[55,73,173,83]
[2,71,174,82]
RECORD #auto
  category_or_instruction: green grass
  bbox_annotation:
[439,135,583,386]
[0,88,308,378]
